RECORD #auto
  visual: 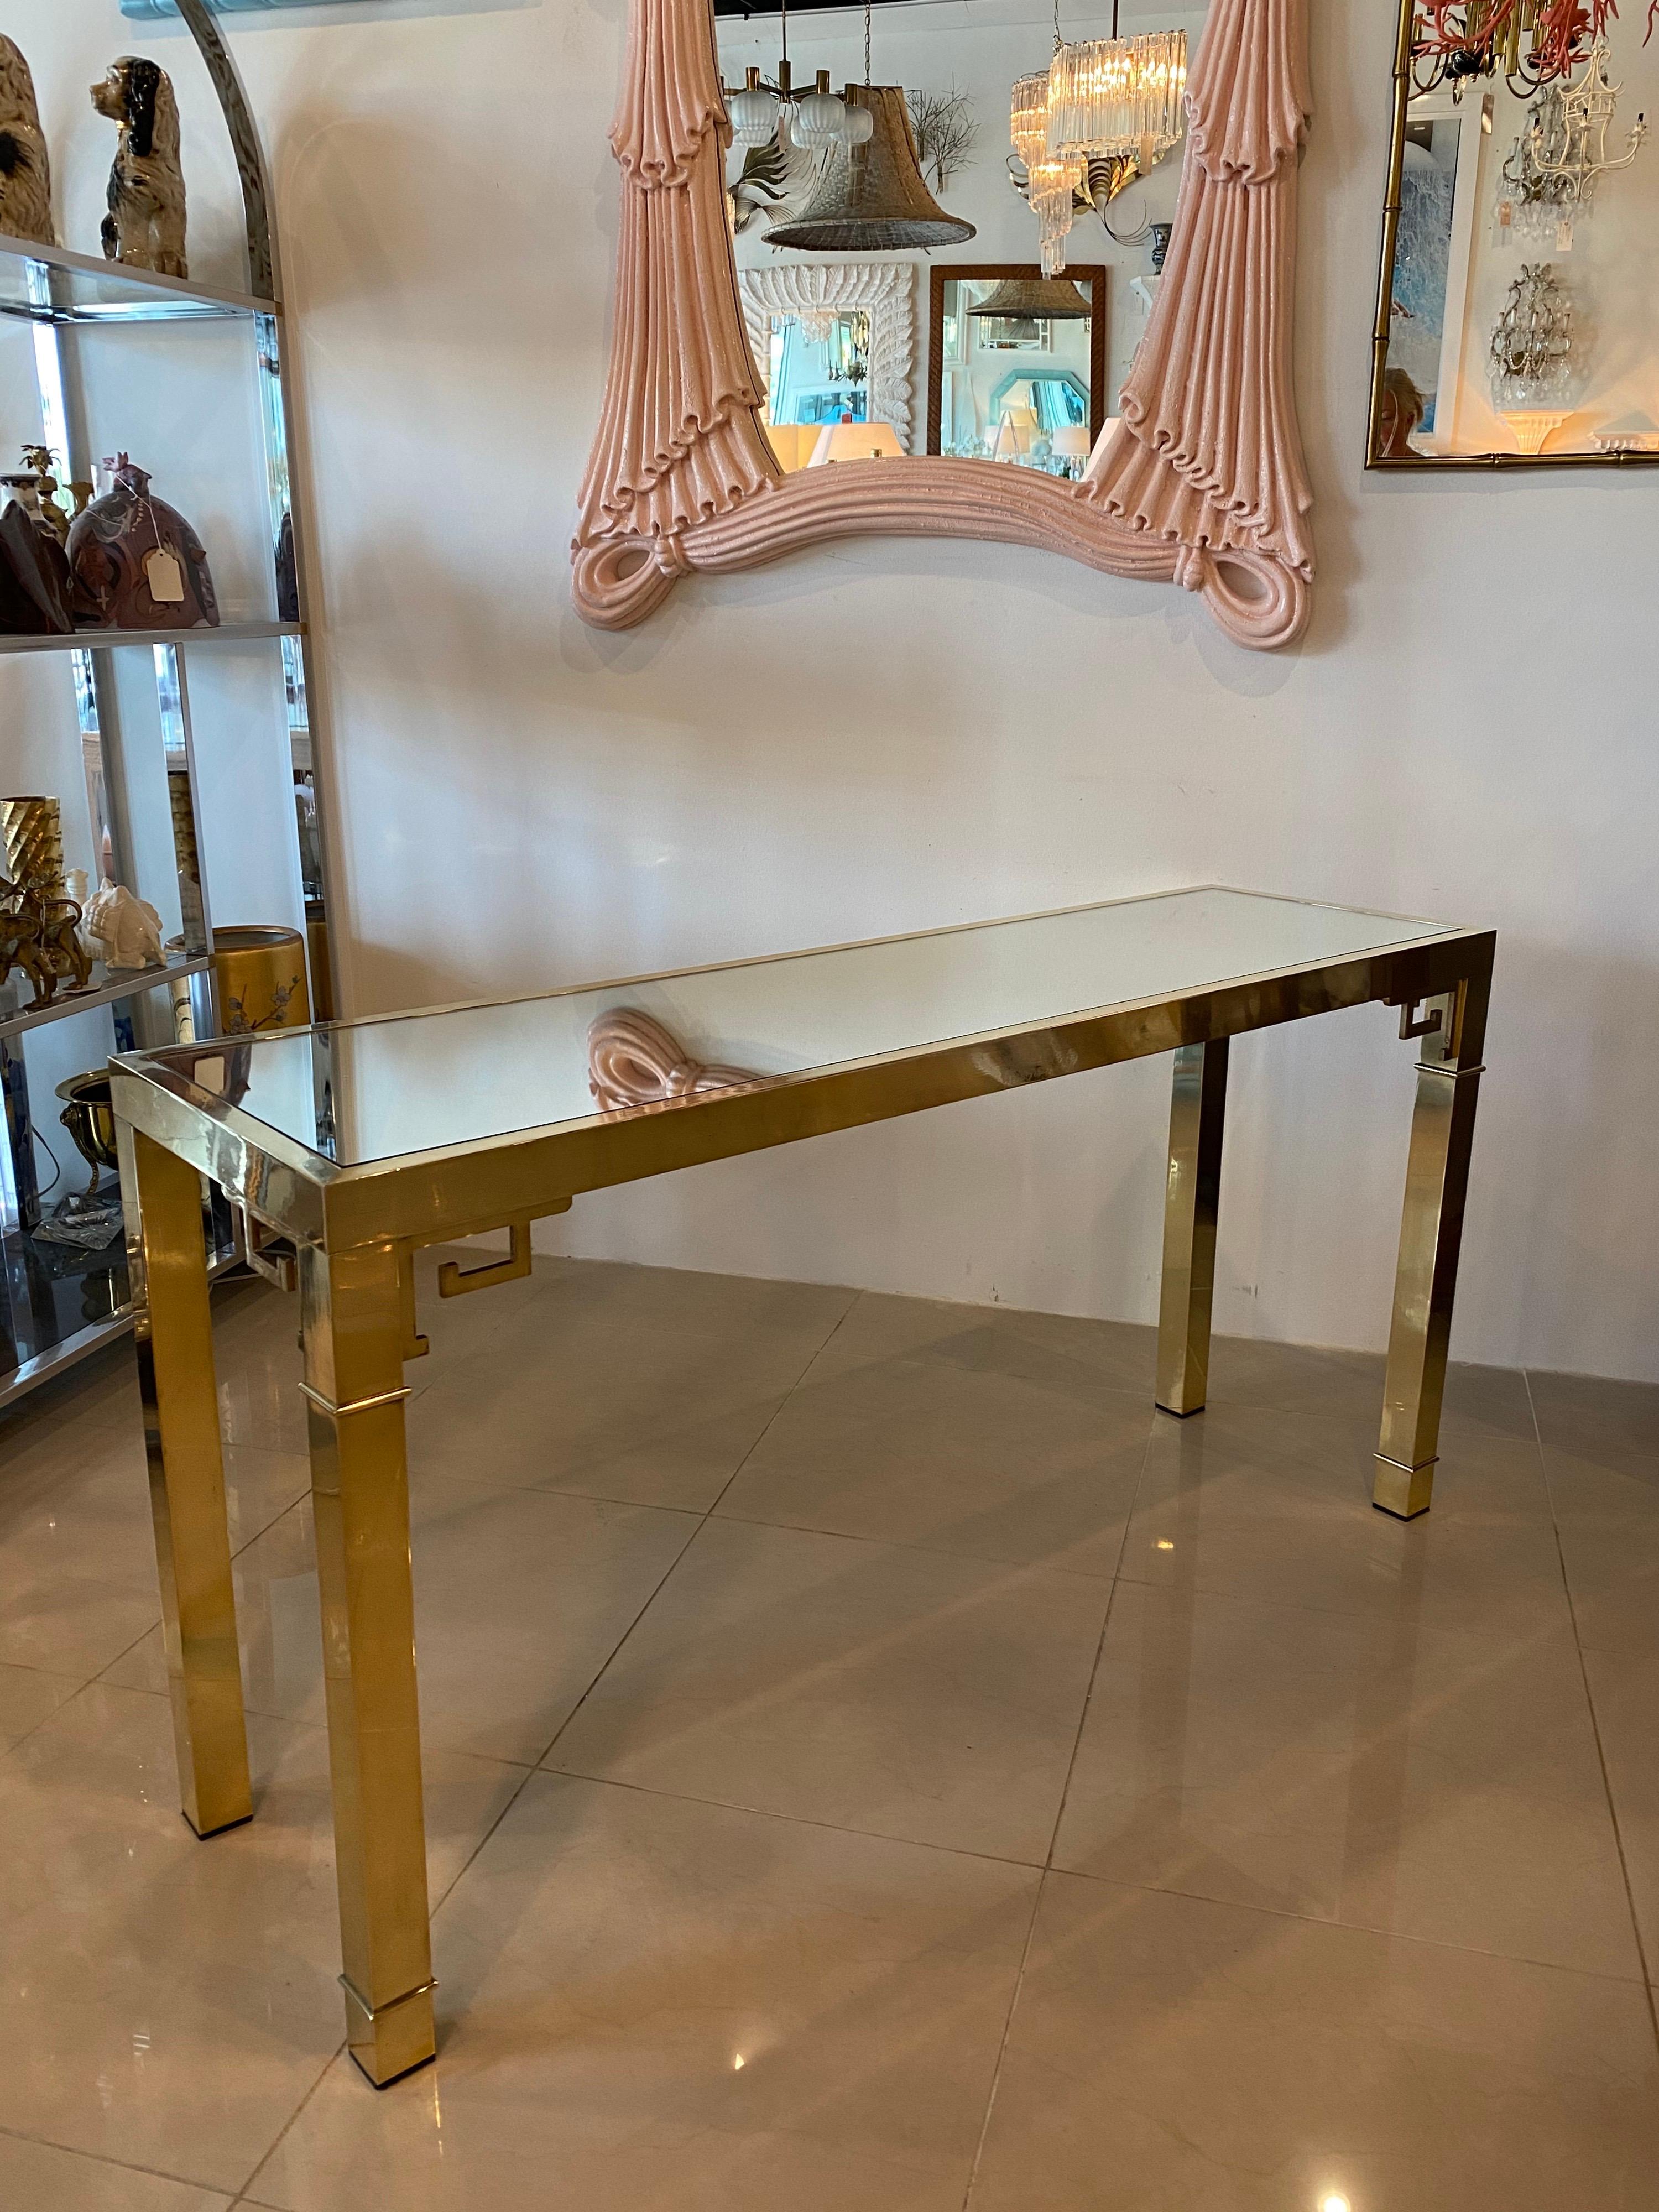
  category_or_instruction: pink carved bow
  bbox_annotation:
[587,1008,763,1113]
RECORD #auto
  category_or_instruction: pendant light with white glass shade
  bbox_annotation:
[722,0,875,155]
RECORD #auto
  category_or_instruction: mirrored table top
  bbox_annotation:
[118,888,1464,1175]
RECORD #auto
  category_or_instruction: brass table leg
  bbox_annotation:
[1374,965,1491,1519]
[120,1123,252,1839]
[300,1239,435,2086]
[1156,1037,1229,1417]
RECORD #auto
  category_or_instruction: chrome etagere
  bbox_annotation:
[1,1,337,1406]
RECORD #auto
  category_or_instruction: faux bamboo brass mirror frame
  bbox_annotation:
[1368,0,1659,472]
[573,0,1314,651]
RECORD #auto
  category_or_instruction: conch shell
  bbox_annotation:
[82,877,164,971]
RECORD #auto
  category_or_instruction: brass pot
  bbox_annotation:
[212,925,312,1034]
[56,1068,118,1196]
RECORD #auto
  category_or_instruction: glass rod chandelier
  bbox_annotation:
[1047,8,1187,174]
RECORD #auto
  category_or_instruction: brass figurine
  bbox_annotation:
[0,798,93,1010]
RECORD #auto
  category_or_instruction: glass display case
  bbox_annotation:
[0,8,335,1405]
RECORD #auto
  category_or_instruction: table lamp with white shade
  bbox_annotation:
[808,421,905,464]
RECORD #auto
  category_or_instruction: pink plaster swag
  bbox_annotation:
[573,0,1312,650]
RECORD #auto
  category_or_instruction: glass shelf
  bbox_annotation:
[0,232,277,325]
[0,622,303,657]
[0,952,212,1044]
[0,1229,241,1411]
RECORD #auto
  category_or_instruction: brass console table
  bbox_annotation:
[108,888,1494,2086]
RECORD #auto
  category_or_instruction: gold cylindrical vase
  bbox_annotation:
[212,925,312,1034]
[2,796,66,893]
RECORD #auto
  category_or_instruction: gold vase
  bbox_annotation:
[212,925,312,1034]
[2,796,65,893]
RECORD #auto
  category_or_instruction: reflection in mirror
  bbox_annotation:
[716,0,1206,463]
[1371,3,1657,465]
[929,266,1108,464]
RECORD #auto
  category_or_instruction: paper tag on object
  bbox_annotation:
[1496,199,1512,232]
[144,548,186,603]
[1556,219,1574,252]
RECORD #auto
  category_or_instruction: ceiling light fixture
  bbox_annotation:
[1047,3,1187,174]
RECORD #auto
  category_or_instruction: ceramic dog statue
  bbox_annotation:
[92,56,187,279]
[0,36,56,246]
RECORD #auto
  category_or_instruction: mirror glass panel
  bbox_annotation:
[716,0,1209,471]
[933,269,1105,466]
[1371,5,1658,465]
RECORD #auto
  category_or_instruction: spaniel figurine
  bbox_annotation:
[0,36,56,247]
[91,56,187,279]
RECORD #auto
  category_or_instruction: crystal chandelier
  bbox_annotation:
[1496,38,1647,247]
[1489,259,1574,450]
[1047,6,1186,173]
[1009,60,1080,272]
[1010,71,1052,172]
[1027,155,1086,274]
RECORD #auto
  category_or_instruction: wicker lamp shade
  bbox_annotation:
[967,276,1094,320]
[768,85,975,252]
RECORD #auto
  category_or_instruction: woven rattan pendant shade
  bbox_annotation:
[967,276,1093,320]
[768,85,976,251]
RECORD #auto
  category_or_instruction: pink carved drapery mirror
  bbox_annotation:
[573,0,1313,651]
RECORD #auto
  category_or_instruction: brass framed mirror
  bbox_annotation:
[927,264,1109,464]
[1369,0,1659,468]
[573,0,1314,650]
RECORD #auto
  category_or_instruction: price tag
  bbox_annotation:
[144,547,186,603]
[1556,219,1574,252]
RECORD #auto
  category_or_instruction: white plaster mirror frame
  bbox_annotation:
[741,262,917,455]
[573,0,1313,650]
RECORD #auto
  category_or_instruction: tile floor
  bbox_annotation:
[1,1254,1657,2208]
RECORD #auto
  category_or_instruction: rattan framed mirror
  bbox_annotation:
[572,0,1313,651]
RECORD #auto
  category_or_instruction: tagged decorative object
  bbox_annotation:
[0,36,56,246]
[69,455,219,630]
[588,1010,765,1113]
[82,879,165,971]
[574,0,1315,651]
[91,56,187,278]
[0,469,75,634]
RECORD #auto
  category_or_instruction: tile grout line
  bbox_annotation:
[229,2042,347,2205]
[411,1293,867,2031]
[534,1287,860,1776]
[0,2117,234,2198]
[958,1402,1164,2212]
[1525,1366,1659,2046]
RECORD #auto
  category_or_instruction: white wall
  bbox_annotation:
[8,0,1652,1380]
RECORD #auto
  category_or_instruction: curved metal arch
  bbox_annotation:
[172,0,277,301]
